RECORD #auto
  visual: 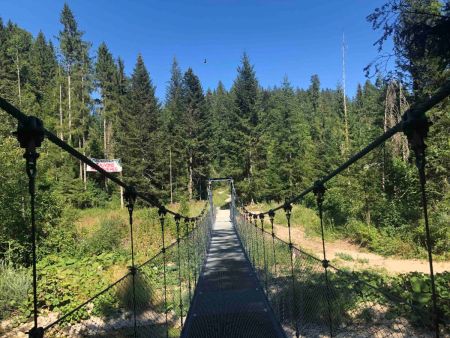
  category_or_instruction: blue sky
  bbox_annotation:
[0,0,392,101]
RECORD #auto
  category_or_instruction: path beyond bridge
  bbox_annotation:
[181,209,286,338]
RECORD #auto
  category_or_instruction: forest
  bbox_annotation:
[0,0,449,330]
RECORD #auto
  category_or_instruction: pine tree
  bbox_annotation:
[209,81,232,172]
[58,3,84,145]
[160,57,186,200]
[29,31,58,130]
[95,42,117,158]
[181,68,210,199]
[230,53,260,200]
[116,54,161,195]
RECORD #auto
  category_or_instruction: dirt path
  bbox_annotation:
[273,225,450,274]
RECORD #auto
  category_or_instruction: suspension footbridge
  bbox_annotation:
[0,79,449,338]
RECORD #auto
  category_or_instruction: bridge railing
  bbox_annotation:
[43,211,212,337]
[0,96,213,338]
[234,209,440,337]
[231,79,450,338]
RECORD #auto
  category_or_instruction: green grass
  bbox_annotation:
[212,187,230,208]
[357,258,369,264]
[246,202,334,239]
[336,252,354,261]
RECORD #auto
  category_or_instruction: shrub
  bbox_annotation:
[0,261,31,319]
[81,218,127,255]
[413,198,450,258]
[345,219,380,248]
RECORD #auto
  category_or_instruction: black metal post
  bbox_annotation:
[175,214,184,329]
[16,116,45,338]
[185,218,192,303]
[124,186,138,338]
[284,203,299,338]
[268,210,277,277]
[403,115,439,337]
[313,182,333,337]
[260,213,268,293]
[192,218,198,287]
[253,214,260,270]
[159,207,169,338]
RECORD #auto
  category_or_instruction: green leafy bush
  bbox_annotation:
[15,253,129,323]
[388,272,450,328]
[81,218,127,255]
[345,219,380,248]
[413,198,450,258]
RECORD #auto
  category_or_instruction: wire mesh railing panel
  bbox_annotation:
[40,210,213,338]
[44,273,135,337]
[138,252,177,338]
[233,208,440,338]
[292,247,333,337]
[326,266,439,338]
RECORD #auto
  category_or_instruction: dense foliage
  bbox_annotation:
[1,1,449,268]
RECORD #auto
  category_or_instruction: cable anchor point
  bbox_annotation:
[402,113,430,170]
[124,186,137,213]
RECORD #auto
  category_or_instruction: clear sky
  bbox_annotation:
[0,0,392,101]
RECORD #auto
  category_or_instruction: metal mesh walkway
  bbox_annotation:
[181,209,286,338]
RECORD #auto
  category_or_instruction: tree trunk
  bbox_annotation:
[399,83,410,161]
[83,134,87,190]
[79,139,83,180]
[68,72,72,145]
[59,80,64,140]
[382,86,389,192]
[103,117,107,157]
[188,153,193,200]
[81,73,85,183]
[120,172,124,209]
[342,35,350,154]
[16,51,22,108]
[170,147,173,204]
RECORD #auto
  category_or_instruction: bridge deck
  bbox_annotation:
[181,209,285,338]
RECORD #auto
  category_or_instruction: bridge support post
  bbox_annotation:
[15,116,45,338]
[268,210,277,277]
[313,182,333,338]
[284,203,300,338]
[404,114,440,338]
[184,217,193,304]
[259,214,268,293]
[124,187,138,338]
[191,218,198,288]
[253,214,260,271]
[174,214,184,329]
[159,207,169,338]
